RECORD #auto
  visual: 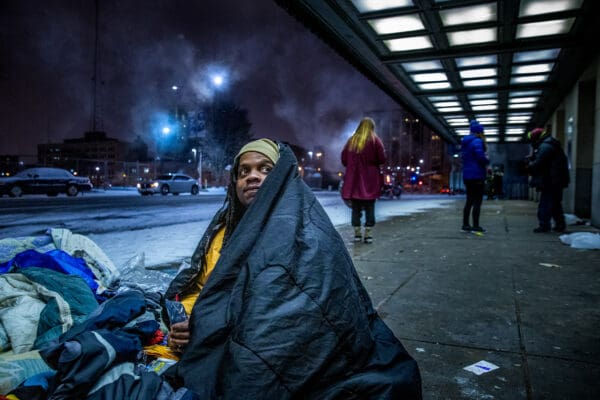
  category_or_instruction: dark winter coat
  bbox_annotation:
[461,134,489,181]
[527,136,570,190]
[164,143,421,399]
[341,137,386,200]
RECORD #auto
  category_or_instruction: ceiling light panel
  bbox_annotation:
[506,137,522,142]
[508,115,532,120]
[519,0,583,17]
[456,55,497,67]
[511,75,548,83]
[470,99,498,106]
[512,63,554,74]
[509,103,536,109]
[448,28,497,46]
[411,72,448,82]
[509,97,539,103]
[369,15,424,34]
[510,90,542,97]
[440,3,497,26]
[433,101,460,107]
[402,60,443,72]
[516,18,575,38]
[351,0,414,13]
[446,117,469,126]
[437,107,463,112]
[385,36,433,51]
[475,117,498,124]
[428,95,457,101]
[472,104,498,111]
[468,93,497,99]
[463,78,497,87]
[459,68,497,79]
[419,82,451,90]
[513,49,560,63]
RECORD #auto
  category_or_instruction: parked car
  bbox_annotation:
[440,185,451,194]
[0,167,93,197]
[137,173,199,196]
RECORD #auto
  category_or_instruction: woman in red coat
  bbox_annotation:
[341,117,386,243]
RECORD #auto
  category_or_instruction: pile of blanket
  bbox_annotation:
[0,229,123,394]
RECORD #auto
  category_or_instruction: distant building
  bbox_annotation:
[37,131,151,187]
[0,155,21,176]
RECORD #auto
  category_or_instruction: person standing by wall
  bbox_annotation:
[526,127,570,232]
[341,117,386,243]
[461,120,490,232]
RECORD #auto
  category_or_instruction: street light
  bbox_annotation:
[211,74,224,87]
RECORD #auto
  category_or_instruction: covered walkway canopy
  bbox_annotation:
[276,0,600,145]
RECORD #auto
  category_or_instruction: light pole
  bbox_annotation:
[192,148,203,188]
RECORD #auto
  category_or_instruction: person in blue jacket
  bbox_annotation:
[461,120,490,232]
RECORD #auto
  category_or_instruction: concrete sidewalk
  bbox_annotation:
[342,199,599,400]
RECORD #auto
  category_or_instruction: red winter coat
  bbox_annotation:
[341,137,386,201]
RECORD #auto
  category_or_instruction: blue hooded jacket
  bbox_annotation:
[461,134,489,180]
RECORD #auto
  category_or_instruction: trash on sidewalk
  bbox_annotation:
[463,360,499,376]
[559,232,600,250]
[539,262,561,268]
[564,213,588,226]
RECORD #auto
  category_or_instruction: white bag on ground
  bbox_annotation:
[559,232,600,249]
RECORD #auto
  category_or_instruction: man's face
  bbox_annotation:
[235,151,274,207]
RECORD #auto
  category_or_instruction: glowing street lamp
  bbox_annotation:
[211,74,224,87]
[162,126,171,135]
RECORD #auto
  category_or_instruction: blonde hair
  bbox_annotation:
[347,117,377,152]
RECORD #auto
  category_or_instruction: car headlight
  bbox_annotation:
[151,182,159,188]
[137,183,141,189]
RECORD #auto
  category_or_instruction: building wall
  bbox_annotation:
[593,58,600,227]
[548,55,599,226]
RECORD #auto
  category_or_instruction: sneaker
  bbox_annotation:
[354,235,362,242]
[471,226,486,233]
[364,236,373,244]
[461,225,472,232]
[533,226,551,233]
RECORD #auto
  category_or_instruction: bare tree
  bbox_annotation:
[203,100,253,185]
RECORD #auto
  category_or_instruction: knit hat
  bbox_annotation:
[470,120,484,134]
[527,128,547,143]
[235,138,280,165]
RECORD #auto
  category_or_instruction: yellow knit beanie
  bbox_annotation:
[235,138,280,165]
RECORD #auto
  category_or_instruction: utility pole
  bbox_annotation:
[90,0,100,133]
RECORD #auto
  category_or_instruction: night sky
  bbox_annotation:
[1,0,398,169]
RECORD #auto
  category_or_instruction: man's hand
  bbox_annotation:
[168,319,190,352]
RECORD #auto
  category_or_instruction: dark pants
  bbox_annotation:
[351,199,375,227]
[538,186,566,229]
[463,179,485,227]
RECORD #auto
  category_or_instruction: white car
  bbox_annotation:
[0,167,93,197]
[137,173,199,196]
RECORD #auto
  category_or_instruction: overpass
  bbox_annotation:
[276,0,600,226]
